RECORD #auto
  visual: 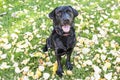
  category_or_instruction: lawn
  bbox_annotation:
[0,0,120,80]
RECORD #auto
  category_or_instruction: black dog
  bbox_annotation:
[43,6,78,77]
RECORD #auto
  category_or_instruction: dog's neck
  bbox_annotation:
[55,29,70,36]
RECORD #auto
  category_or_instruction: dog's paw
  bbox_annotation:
[66,62,73,70]
[56,68,63,77]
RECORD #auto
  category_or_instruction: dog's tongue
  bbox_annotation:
[62,25,70,32]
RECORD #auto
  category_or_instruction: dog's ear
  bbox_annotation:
[49,7,57,19]
[69,6,78,17]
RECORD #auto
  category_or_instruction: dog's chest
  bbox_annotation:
[60,36,76,49]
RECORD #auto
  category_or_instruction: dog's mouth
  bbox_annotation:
[62,25,71,33]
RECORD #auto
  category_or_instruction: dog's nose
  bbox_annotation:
[64,19,69,22]
[63,19,69,23]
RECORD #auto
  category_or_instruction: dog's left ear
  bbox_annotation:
[49,7,57,19]
[69,6,78,17]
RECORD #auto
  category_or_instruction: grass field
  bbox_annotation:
[0,0,120,80]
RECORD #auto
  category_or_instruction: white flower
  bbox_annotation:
[0,54,7,59]
[0,25,3,29]
[90,15,95,18]
[92,35,98,44]
[0,51,2,55]
[90,76,95,80]
[9,7,12,10]
[38,65,45,72]
[94,73,100,80]
[83,30,89,34]
[115,66,120,73]
[101,45,107,53]
[15,67,21,73]
[111,5,117,10]
[33,6,37,11]
[24,32,31,38]
[76,64,81,68]
[85,77,91,80]
[110,40,116,48]
[99,17,103,23]
[84,60,92,65]
[27,71,34,77]
[105,23,110,27]
[3,5,7,8]
[22,66,30,73]
[3,43,11,50]
[71,0,77,3]
[104,62,111,69]
[21,58,30,65]
[23,9,29,14]
[29,18,34,23]
[101,54,106,61]
[90,24,94,28]
[14,29,20,33]
[11,12,19,18]
[113,19,119,25]
[24,32,33,41]
[46,62,53,67]
[16,48,24,52]
[113,76,118,80]
[97,6,103,10]
[109,50,118,57]
[23,76,29,80]
[0,51,2,54]
[115,57,120,63]
[13,62,19,67]
[40,23,46,30]
[30,52,42,57]
[11,33,18,40]
[0,62,10,69]
[1,38,8,44]
[33,29,39,35]
[12,39,17,46]
[104,73,112,80]
[102,66,107,72]
[103,62,111,72]
[43,73,50,80]
[102,14,108,19]
[16,40,32,49]
[82,48,90,54]
[2,33,8,37]
[97,28,107,37]
[92,65,101,74]
[36,34,41,38]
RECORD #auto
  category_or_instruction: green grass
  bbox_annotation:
[0,0,120,80]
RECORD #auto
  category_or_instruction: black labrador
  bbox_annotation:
[43,6,78,77]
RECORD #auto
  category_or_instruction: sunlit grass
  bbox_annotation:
[0,0,120,80]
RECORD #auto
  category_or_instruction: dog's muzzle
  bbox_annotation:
[62,25,70,33]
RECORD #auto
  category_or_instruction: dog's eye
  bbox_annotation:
[57,11,62,16]
[66,10,71,13]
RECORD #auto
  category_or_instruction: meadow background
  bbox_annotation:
[0,0,120,80]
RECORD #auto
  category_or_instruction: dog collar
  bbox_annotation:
[55,29,70,36]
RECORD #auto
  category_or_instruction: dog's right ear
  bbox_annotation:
[49,7,57,19]
[69,6,78,17]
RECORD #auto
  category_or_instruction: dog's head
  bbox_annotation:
[49,6,78,33]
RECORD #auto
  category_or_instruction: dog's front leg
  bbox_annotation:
[55,50,63,77]
[66,48,73,70]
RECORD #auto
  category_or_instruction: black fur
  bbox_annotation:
[43,6,78,77]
